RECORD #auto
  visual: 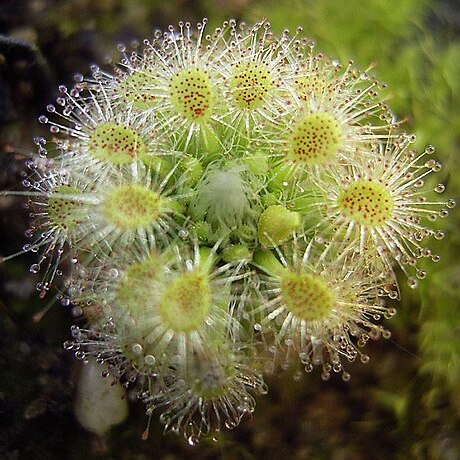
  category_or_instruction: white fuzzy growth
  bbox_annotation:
[191,166,252,229]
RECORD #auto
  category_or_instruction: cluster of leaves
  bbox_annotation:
[9,17,454,444]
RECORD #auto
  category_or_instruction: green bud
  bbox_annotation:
[257,205,301,247]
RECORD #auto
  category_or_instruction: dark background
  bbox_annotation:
[1,1,460,458]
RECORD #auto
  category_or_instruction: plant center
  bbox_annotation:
[280,271,335,322]
[337,180,394,227]
[88,122,146,164]
[230,61,273,110]
[118,70,157,109]
[294,73,329,101]
[286,112,342,165]
[103,184,162,230]
[158,271,212,332]
[169,68,214,120]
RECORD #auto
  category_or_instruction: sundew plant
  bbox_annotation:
[5,19,455,441]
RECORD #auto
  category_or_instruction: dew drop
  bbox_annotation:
[447,199,456,209]
[382,329,391,339]
[178,229,188,238]
[29,264,40,273]
[387,307,397,317]
[132,343,143,355]
[299,352,309,364]
[434,184,445,193]
[407,277,418,289]
[75,350,86,360]
[421,248,431,258]
[434,231,444,240]
[225,420,237,429]
[71,306,82,317]
[439,209,449,218]
[333,363,342,373]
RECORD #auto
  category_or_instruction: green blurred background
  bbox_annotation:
[0,0,459,458]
